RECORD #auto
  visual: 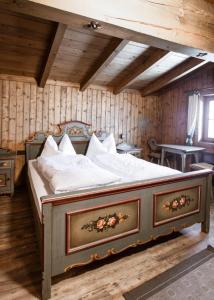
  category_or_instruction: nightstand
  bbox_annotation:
[116,143,143,158]
[0,149,16,197]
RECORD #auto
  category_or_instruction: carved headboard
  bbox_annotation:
[25,121,91,161]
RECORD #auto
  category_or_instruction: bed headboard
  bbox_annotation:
[25,121,91,161]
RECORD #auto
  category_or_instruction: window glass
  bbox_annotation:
[198,94,214,142]
[207,100,214,139]
[209,100,214,119]
[208,120,214,138]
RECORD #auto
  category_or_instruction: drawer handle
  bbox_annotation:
[0,179,3,183]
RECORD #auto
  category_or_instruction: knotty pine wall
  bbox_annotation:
[160,64,214,148]
[0,75,161,183]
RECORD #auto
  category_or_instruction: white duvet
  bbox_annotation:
[91,153,181,181]
[37,154,121,193]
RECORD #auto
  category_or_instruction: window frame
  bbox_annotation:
[202,94,214,143]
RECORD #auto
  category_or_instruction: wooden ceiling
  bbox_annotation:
[0,8,210,95]
[0,10,55,78]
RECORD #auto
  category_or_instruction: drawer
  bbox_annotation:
[0,169,11,191]
[0,160,11,168]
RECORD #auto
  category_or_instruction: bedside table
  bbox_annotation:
[116,143,143,158]
[0,149,16,197]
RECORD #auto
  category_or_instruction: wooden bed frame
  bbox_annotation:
[25,121,212,300]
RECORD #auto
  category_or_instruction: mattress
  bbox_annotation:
[28,159,51,221]
[28,155,181,221]
[91,153,181,181]
[28,159,127,221]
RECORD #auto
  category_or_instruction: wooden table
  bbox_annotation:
[158,144,205,172]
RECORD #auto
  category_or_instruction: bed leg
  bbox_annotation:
[201,174,212,233]
[201,215,210,233]
[42,203,52,300]
[42,273,51,300]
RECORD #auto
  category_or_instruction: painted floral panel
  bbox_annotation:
[81,212,128,233]
[67,199,139,253]
[163,195,194,212]
[153,186,200,226]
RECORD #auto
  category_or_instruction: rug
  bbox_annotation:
[123,246,214,300]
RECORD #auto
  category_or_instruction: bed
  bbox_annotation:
[26,121,212,300]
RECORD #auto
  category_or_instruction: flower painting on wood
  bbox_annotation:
[153,186,200,227]
[81,212,128,233]
[162,195,194,212]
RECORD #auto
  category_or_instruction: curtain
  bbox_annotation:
[186,92,200,145]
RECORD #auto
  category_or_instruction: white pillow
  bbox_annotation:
[40,135,59,157]
[86,133,107,159]
[59,134,76,155]
[102,133,117,154]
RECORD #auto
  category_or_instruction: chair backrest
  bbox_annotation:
[147,138,159,151]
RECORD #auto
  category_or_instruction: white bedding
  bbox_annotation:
[37,154,121,193]
[91,153,181,181]
[28,160,50,221]
[28,152,181,220]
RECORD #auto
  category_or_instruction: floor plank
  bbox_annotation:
[0,187,213,300]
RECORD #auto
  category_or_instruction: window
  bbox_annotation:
[198,94,214,143]
[204,97,214,140]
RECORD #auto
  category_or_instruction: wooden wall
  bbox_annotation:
[0,75,161,183]
[160,65,214,147]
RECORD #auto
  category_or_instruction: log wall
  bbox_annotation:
[160,65,214,146]
[0,75,161,183]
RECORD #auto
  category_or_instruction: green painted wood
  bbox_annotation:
[25,121,91,161]
[201,173,212,233]
[0,150,15,196]
[25,122,212,299]
[42,203,52,300]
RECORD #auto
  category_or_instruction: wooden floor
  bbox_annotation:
[0,187,214,300]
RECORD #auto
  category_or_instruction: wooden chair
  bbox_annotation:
[148,138,170,167]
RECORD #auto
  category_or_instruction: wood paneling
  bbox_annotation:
[0,10,56,78]
[0,75,161,183]
[80,38,128,91]
[0,9,209,92]
[50,28,113,83]
[160,64,214,151]
[2,0,214,61]
[113,48,169,94]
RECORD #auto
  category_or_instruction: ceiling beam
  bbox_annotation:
[159,63,214,94]
[113,48,168,94]
[1,0,214,62]
[80,38,128,91]
[141,57,208,96]
[38,22,67,87]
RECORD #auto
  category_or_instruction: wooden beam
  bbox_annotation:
[38,22,67,87]
[31,0,214,55]
[141,58,208,96]
[159,63,214,95]
[80,38,128,91]
[1,0,214,62]
[113,48,168,94]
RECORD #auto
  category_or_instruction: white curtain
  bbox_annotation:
[186,92,200,145]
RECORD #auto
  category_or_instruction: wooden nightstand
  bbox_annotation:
[0,149,16,197]
[116,143,143,158]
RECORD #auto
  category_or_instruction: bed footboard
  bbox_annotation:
[41,170,212,300]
